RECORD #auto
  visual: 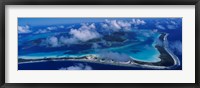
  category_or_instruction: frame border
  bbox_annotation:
[0,0,200,88]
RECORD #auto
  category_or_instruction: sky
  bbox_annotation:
[18,18,134,26]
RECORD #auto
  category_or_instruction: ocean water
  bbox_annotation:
[166,30,182,67]
[18,60,181,70]
[18,18,182,70]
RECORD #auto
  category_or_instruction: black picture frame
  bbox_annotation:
[0,0,200,88]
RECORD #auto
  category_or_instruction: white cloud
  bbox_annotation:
[43,36,78,47]
[79,23,96,29]
[46,36,59,47]
[99,51,131,62]
[70,29,100,42]
[35,26,59,34]
[88,23,96,29]
[18,25,31,34]
[156,20,180,30]
[41,19,147,47]
[167,21,178,29]
[101,23,109,29]
[117,20,132,31]
[167,25,176,29]
[170,21,177,25]
[132,19,146,25]
[47,26,57,30]
[35,25,66,34]
[101,19,145,32]
[59,63,92,70]
[155,22,166,30]
[110,20,122,30]
[102,19,132,32]
[42,23,101,47]
[59,36,78,45]
[69,23,101,42]
[34,29,49,34]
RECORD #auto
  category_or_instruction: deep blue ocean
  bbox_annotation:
[166,30,182,67]
[18,60,181,70]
